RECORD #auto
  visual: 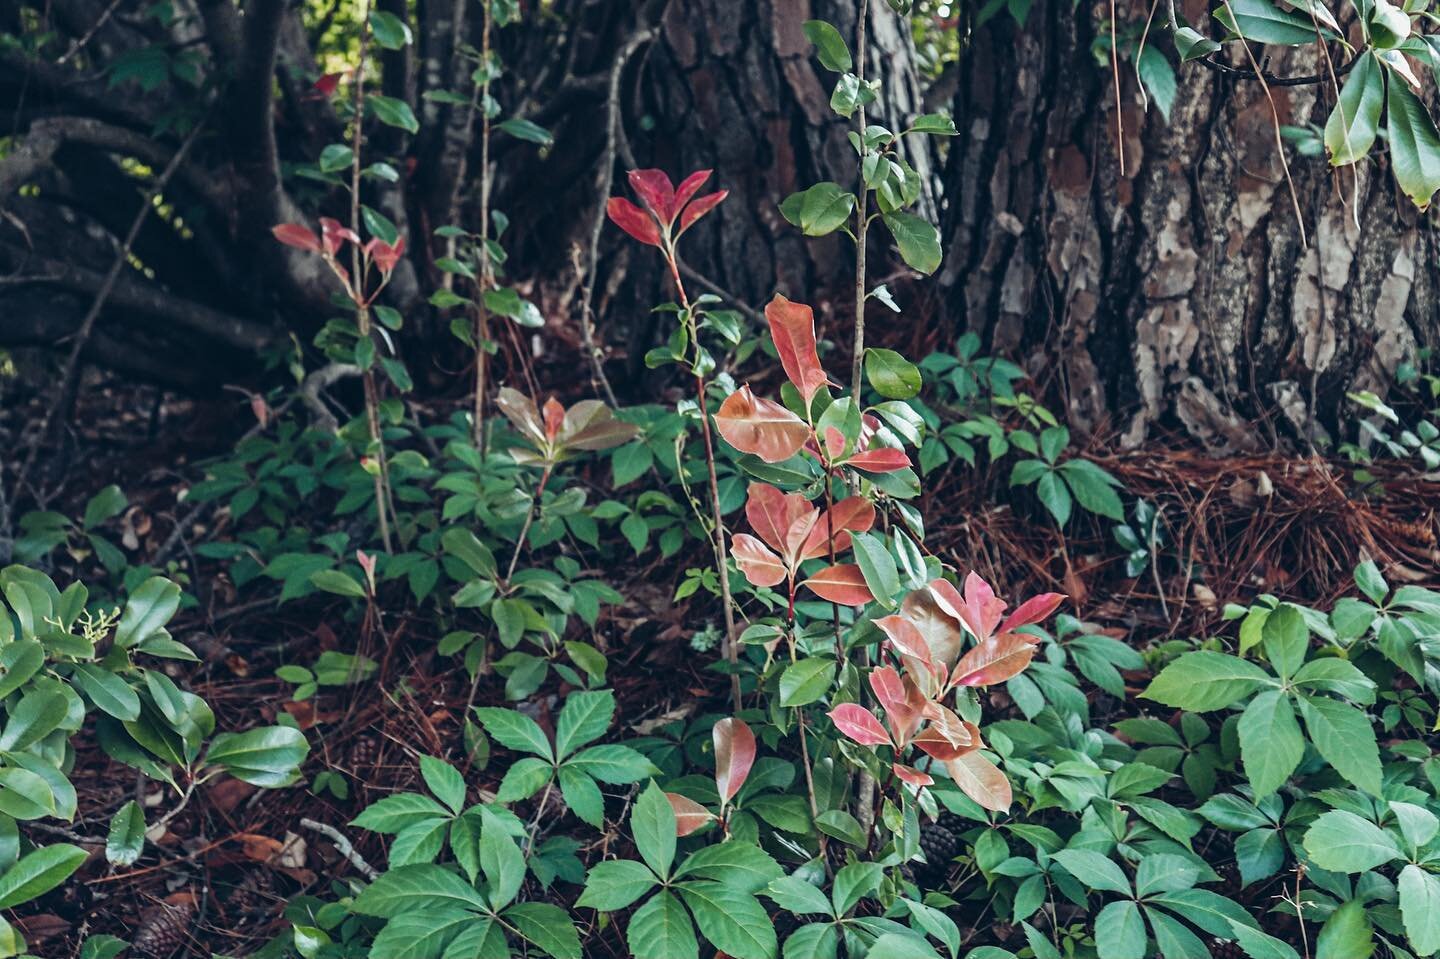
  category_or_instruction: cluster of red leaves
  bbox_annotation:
[731,483,876,606]
[271,217,405,307]
[829,574,1063,810]
[606,169,727,250]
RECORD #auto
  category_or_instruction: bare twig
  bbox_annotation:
[300,818,379,880]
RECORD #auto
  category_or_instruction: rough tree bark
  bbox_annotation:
[939,0,1440,452]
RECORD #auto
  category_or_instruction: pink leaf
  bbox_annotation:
[628,169,677,223]
[928,574,1005,645]
[844,446,911,473]
[606,197,662,246]
[272,223,322,253]
[797,496,875,561]
[892,763,934,788]
[802,564,873,606]
[913,725,974,762]
[950,633,1038,688]
[542,397,565,441]
[319,217,359,256]
[367,236,405,273]
[672,170,713,215]
[713,386,811,463]
[311,72,342,98]
[731,534,787,588]
[745,483,816,558]
[868,664,925,748]
[899,588,965,673]
[999,592,1066,634]
[677,190,727,234]
[946,750,1012,812]
[828,703,891,747]
[713,717,756,805]
[765,294,830,404]
[666,793,715,837]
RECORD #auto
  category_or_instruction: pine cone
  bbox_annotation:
[348,735,380,775]
[912,821,960,888]
[132,895,197,957]
[228,869,274,919]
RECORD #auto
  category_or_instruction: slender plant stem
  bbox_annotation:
[473,2,494,451]
[786,583,830,874]
[349,0,393,553]
[849,0,870,407]
[505,465,551,584]
[666,256,741,713]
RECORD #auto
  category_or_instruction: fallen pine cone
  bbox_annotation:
[132,892,197,957]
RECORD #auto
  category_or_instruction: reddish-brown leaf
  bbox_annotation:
[745,483,815,557]
[667,793,715,837]
[312,72,343,98]
[542,397,565,441]
[765,294,830,403]
[892,763,934,788]
[876,613,946,699]
[677,190,727,234]
[606,197,661,246]
[368,236,405,273]
[731,534,787,588]
[950,632,1037,687]
[913,725,975,762]
[319,217,359,256]
[672,170,712,214]
[929,574,1006,644]
[495,387,547,447]
[828,703,891,747]
[713,717,756,805]
[628,169,677,222]
[900,588,965,671]
[798,496,876,561]
[802,564,873,606]
[844,446,911,473]
[713,386,811,463]
[946,750,1012,812]
[1000,592,1066,633]
[868,665,924,748]
[272,223,322,252]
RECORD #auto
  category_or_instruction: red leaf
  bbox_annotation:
[929,574,1006,644]
[272,223,322,253]
[845,446,911,473]
[765,294,830,404]
[713,717,756,805]
[312,72,342,98]
[714,385,811,463]
[672,170,713,214]
[745,483,815,557]
[798,495,875,561]
[666,792,715,837]
[628,169,677,223]
[899,588,965,673]
[319,217,359,256]
[913,725,974,762]
[802,564,873,605]
[367,236,405,273]
[677,190,727,234]
[869,665,925,748]
[731,534,787,588]
[950,632,1037,687]
[946,750,1011,812]
[1000,592,1066,633]
[606,197,661,246]
[892,763,933,788]
[828,703,891,747]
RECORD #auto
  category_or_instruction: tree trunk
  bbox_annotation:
[939,1,1440,452]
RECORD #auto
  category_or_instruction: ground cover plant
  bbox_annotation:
[0,0,1439,956]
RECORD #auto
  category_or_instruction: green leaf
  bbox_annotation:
[204,726,309,787]
[1213,0,1323,44]
[1354,560,1389,604]
[1147,889,1256,938]
[419,756,467,814]
[443,527,497,578]
[764,876,833,916]
[1387,82,1440,210]
[1303,810,1402,873]
[310,569,367,598]
[554,690,614,760]
[882,211,942,274]
[0,642,43,701]
[674,842,781,895]
[566,744,657,783]
[1297,694,1381,796]
[369,94,419,134]
[910,113,957,135]
[352,863,488,917]
[495,757,552,801]
[814,809,866,846]
[479,818,525,910]
[1146,907,1210,959]
[1400,864,1440,956]
[1142,651,1272,711]
[473,707,552,760]
[577,859,658,910]
[1237,690,1304,798]
[505,901,581,959]
[82,485,127,529]
[1324,52,1383,166]
[497,118,553,146]
[779,657,834,707]
[1227,921,1301,959]
[1260,604,1307,679]
[0,844,87,909]
[1316,899,1374,959]
[632,782,676,880]
[367,911,475,959]
[70,664,140,721]
[628,890,698,959]
[831,861,883,914]
[351,793,452,833]
[115,577,180,648]
[864,348,922,399]
[368,10,412,49]
[1095,900,1146,959]
[105,800,145,867]
[1051,849,1132,896]
[1173,25,1220,61]
[795,182,854,237]
[802,20,852,72]
[676,881,778,959]
[1135,854,1199,898]
[0,689,67,751]
[1058,459,1125,521]
[849,531,900,608]
[1035,470,1071,524]
[1391,801,1439,852]
[557,766,605,828]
